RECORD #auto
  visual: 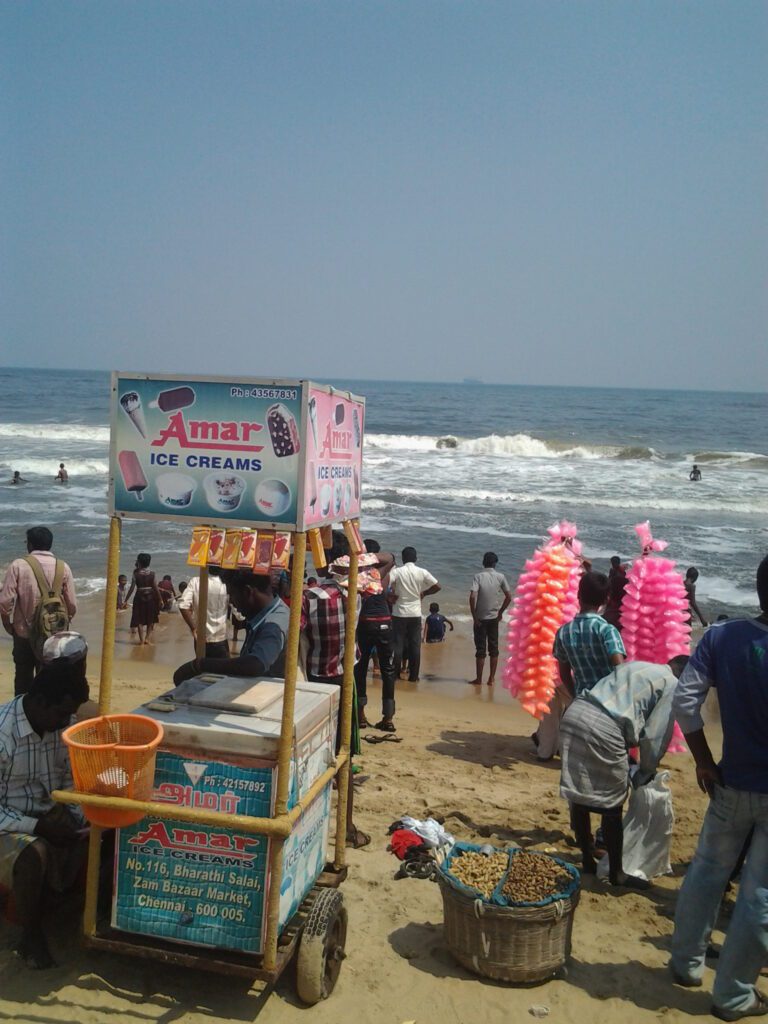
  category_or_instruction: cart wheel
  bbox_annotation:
[295,889,347,1005]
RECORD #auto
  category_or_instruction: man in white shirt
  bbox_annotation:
[388,547,440,682]
[177,566,231,659]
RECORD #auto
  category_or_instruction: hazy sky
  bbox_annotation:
[2,2,766,390]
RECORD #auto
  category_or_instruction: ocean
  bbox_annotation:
[1,367,766,622]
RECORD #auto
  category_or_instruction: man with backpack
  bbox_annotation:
[0,527,77,695]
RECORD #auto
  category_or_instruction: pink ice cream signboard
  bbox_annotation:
[109,373,364,531]
[303,387,364,529]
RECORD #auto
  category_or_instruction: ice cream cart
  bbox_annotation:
[53,374,366,1004]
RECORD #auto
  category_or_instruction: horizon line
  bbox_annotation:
[0,364,765,398]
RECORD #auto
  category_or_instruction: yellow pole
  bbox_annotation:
[334,541,358,868]
[98,516,122,714]
[263,530,306,972]
[195,564,209,660]
[82,826,103,936]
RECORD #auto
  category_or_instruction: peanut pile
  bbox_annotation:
[501,852,571,904]
[449,851,508,898]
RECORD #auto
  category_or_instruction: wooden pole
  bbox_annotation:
[262,531,306,972]
[334,542,358,868]
[98,515,122,714]
[195,564,209,659]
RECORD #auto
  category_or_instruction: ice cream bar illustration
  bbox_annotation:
[308,461,318,509]
[308,396,319,450]
[308,528,326,570]
[352,407,361,448]
[221,530,242,569]
[254,533,275,573]
[334,402,345,425]
[267,403,300,458]
[353,467,360,500]
[207,528,225,565]
[188,527,211,567]
[272,532,291,569]
[150,386,196,412]
[119,392,147,438]
[118,450,147,501]
[237,529,258,568]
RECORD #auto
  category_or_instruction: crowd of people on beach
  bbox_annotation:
[0,520,766,1020]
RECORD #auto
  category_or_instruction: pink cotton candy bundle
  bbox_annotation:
[667,720,688,754]
[620,522,691,755]
[503,520,582,719]
[620,521,691,664]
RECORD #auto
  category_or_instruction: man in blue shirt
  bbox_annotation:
[670,554,768,1021]
[173,571,289,685]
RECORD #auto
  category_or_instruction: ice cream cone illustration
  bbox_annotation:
[308,460,318,509]
[119,392,147,438]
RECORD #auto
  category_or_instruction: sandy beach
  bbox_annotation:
[0,598,727,1024]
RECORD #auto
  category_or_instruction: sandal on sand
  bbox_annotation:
[346,828,371,849]
[713,993,768,1021]
[363,734,402,745]
[374,719,396,732]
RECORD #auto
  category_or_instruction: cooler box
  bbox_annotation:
[112,676,339,954]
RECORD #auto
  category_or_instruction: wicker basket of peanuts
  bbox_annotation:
[436,843,580,983]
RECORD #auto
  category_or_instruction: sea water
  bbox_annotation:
[1,368,766,620]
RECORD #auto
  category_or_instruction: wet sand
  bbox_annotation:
[0,606,727,1024]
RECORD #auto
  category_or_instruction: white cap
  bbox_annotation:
[41,631,88,664]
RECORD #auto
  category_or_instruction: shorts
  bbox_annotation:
[0,830,86,893]
[473,618,500,658]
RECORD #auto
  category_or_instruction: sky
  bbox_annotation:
[2,1,766,391]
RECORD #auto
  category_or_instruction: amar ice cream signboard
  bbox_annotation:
[110,373,365,530]
[303,386,364,528]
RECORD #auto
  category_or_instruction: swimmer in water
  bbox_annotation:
[689,464,702,481]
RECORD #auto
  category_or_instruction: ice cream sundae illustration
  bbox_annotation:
[255,478,291,516]
[204,474,245,513]
[156,473,196,508]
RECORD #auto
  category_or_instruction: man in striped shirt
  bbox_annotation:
[554,572,626,696]
[535,571,625,761]
[301,532,368,848]
[0,658,90,968]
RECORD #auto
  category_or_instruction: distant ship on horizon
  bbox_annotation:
[462,376,484,385]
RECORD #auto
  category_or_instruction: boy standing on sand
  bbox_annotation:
[468,552,511,686]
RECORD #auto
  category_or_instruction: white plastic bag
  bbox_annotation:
[597,770,674,881]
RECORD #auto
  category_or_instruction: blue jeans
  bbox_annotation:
[671,785,768,1013]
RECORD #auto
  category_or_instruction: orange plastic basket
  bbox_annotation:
[63,714,164,827]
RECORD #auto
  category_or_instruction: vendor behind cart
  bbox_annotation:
[0,637,90,969]
[173,570,289,686]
